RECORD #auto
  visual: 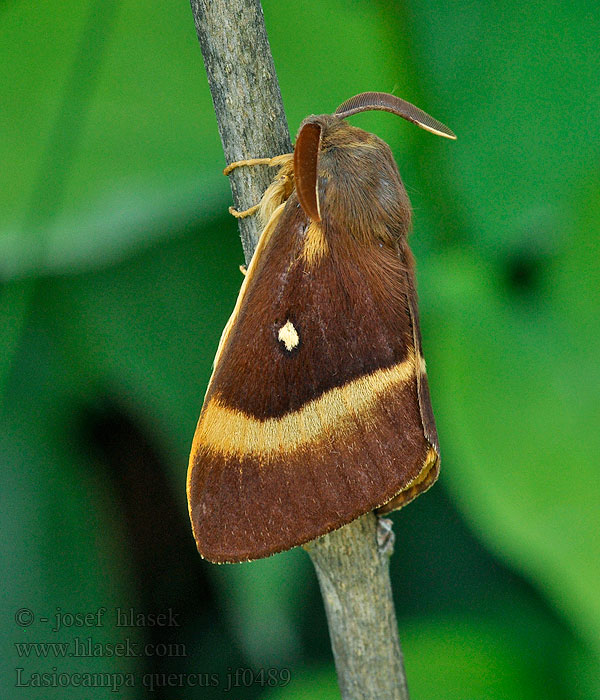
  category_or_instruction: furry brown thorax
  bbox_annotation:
[296,115,412,247]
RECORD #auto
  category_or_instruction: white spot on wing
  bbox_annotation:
[278,320,299,352]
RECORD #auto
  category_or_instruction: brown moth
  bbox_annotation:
[187,92,455,563]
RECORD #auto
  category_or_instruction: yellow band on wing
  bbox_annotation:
[192,352,426,458]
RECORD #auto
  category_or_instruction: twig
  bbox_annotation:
[188,2,410,697]
[305,514,409,700]
[189,0,291,265]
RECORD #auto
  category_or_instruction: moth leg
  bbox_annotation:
[228,203,260,219]
[239,264,247,276]
[376,516,395,558]
[224,153,296,224]
[223,153,293,176]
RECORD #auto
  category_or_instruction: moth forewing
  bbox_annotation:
[187,93,452,562]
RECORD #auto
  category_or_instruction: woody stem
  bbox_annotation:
[189,0,291,266]
[305,514,410,700]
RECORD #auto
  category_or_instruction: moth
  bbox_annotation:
[187,92,455,563]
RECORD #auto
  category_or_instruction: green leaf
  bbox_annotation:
[0,0,223,278]
[1,0,411,279]
[425,199,600,656]
[406,0,600,253]
[264,666,339,700]
[402,615,564,700]
[404,0,600,659]
[0,315,141,699]
[210,548,313,667]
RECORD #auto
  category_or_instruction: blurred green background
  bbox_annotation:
[2,0,599,698]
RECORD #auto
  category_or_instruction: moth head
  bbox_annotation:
[293,92,455,233]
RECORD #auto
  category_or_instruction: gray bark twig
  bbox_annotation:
[305,514,409,700]
[190,0,292,264]
[189,2,410,697]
